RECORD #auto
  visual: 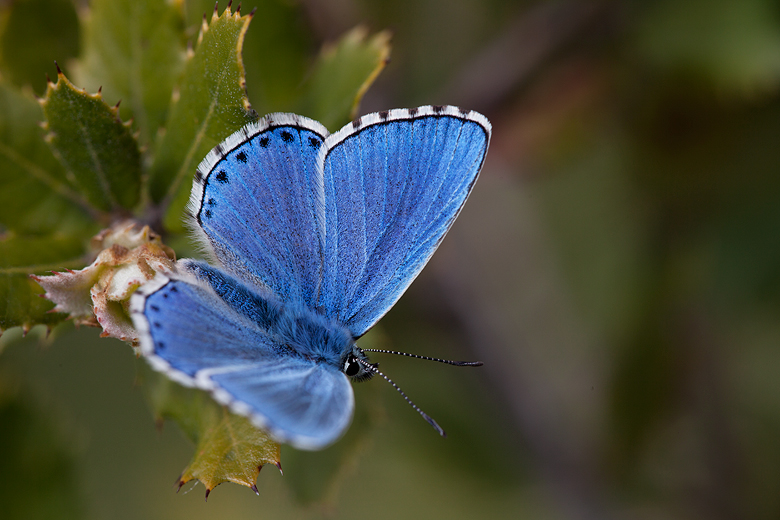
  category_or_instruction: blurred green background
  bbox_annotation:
[3,0,780,518]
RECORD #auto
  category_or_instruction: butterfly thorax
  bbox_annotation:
[272,300,355,369]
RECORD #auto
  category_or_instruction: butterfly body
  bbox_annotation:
[131,106,491,449]
[184,260,356,369]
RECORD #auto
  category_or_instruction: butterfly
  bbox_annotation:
[130,105,491,450]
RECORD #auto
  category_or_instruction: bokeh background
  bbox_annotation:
[2,0,780,519]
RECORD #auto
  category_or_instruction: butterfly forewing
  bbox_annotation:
[188,115,329,308]
[318,107,491,337]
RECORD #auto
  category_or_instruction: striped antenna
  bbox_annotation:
[361,348,483,367]
[356,357,447,437]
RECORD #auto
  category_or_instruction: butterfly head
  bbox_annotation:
[342,346,376,382]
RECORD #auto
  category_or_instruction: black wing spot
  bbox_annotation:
[236,151,247,163]
[204,209,213,219]
[408,107,419,116]
[207,198,216,206]
[379,110,389,120]
[281,130,294,143]
[458,106,469,115]
[216,170,228,183]
[169,285,178,292]
[308,136,320,148]
[259,136,270,148]
[150,305,160,312]
[194,171,204,183]
[433,105,444,113]
[153,322,162,329]
[352,119,361,129]
[156,341,166,351]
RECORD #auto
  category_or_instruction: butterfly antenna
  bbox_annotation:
[361,348,483,367]
[357,358,447,438]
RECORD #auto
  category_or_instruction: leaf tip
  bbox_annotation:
[275,461,283,475]
[55,61,63,75]
[204,487,211,502]
[250,484,259,496]
[198,15,208,45]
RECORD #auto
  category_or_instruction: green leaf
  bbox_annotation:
[295,27,391,131]
[148,4,256,232]
[74,0,186,149]
[40,71,142,212]
[0,233,89,335]
[141,363,281,498]
[0,80,95,235]
[0,0,79,94]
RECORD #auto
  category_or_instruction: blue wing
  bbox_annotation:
[186,106,490,339]
[186,113,329,308]
[317,106,491,336]
[129,263,354,450]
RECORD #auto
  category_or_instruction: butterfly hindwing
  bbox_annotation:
[206,360,353,450]
[130,263,354,449]
[188,114,329,307]
[318,106,491,336]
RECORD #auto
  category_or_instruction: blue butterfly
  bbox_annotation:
[130,105,491,450]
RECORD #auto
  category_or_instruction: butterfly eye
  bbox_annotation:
[344,355,361,376]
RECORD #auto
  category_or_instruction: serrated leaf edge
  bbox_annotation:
[39,69,138,214]
[158,3,255,213]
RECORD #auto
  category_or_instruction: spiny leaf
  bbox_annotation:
[40,70,142,212]
[74,0,186,149]
[0,232,90,335]
[148,3,257,232]
[0,79,95,235]
[0,0,79,94]
[295,27,391,131]
[142,363,281,498]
